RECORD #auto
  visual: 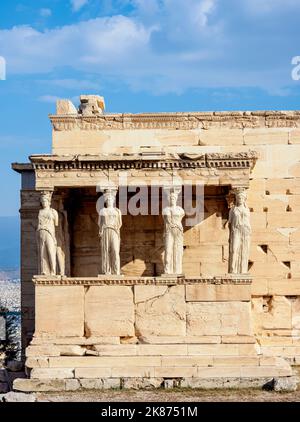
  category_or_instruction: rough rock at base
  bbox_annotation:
[273,376,298,392]
[13,374,298,392]
[0,392,36,402]
[122,377,164,390]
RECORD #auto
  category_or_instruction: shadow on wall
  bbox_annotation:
[68,186,230,277]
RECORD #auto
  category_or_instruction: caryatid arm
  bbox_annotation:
[98,212,104,238]
[117,209,122,231]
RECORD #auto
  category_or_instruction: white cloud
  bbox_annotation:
[40,8,52,17]
[0,0,298,95]
[71,0,89,12]
[38,95,61,103]
[0,16,151,73]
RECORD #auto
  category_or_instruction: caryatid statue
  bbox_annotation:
[98,189,122,275]
[36,191,58,276]
[228,188,251,274]
[162,190,185,275]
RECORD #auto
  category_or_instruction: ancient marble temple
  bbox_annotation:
[11,95,300,391]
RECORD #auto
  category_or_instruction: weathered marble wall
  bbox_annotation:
[18,109,300,362]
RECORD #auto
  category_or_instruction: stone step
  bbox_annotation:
[13,374,299,393]
[26,343,258,358]
[30,334,256,346]
[25,355,290,375]
[28,360,292,380]
[33,352,258,369]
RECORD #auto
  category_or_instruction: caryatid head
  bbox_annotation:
[235,189,247,207]
[168,189,181,207]
[104,189,117,208]
[40,191,52,209]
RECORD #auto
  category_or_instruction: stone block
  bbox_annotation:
[258,337,293,346]
[197,367,241,378]
[139,336,221,344]
[79,378,120,390]
[238,344,258,356]
[161,356,213,367]
[187,344,238,356]
[251,278,268,296]
[111,367,155,378]
[49,356,162,368]
[180,377,239,389]
[56,99,77,115]
[259,356,279,366]
[199,129,244,146]
[185,284,251,302]
[250,261,288,278]
[267,212,300,228]
[122,377,163,389]
[262,296,292,330]
[59,345,86,356]
[137,345,187,356]
[134,285,168,304]
[221,336,255,344]
[30,368,74,379]
[94,345,137,356]
[65,379,81,391]
[260,346,298,357]
[53,336,120,345]
[75,368,111,378]
[35,286,84,337]
[25,345,60,357]
[243,128,289,146]
[240,366,292,377]
[120,336,139,344]
[135,285,186,337]
[26,358,49,368]
[268,280,300,296]
[154,367,197,378]
[79,379,104,390]
[187,302,252,336]
[85,286,134,337]
[213,357,259,366]
[13,378,66,392]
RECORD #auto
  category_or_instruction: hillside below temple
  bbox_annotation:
[11,95,300,391]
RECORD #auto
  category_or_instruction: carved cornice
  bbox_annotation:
[49,111,300,131]
[28,151,258,172]
[33,275,252,286]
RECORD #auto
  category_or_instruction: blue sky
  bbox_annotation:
[1,0,300,216]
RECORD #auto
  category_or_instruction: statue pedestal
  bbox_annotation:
[16,274,293,393]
